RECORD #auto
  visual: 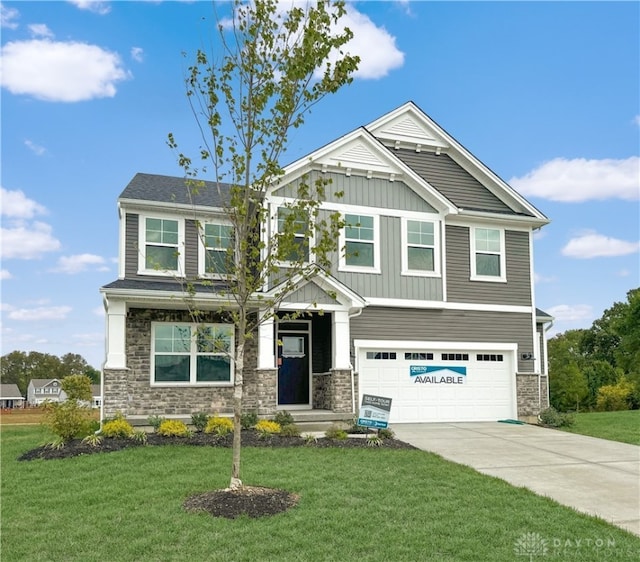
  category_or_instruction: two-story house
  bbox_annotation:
[27,379,64,406]
[101,102,551,425]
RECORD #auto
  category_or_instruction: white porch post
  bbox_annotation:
[257,312,276,369]
[104,299,127,369]
[332,310,351,370]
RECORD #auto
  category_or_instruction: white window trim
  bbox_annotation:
[138,214,185,277]
[197,220,234,279]
[150,322,234,387]
[401,217,441,277]
[339,213,381,274]
[470,226,506,283]
[272,205,316,267]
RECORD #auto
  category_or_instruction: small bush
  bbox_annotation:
[378,428,394,440]
[102,417,135,439]
[325,425,348,440]
[272,410,294,427]
[158,419,191,437]
[82,433,103,448]
[279,423,301,437]
[241,412,259,430]
[131,430,148,444]
[147,415,166,432]
[205,416,234,435]
[255,420,281,435]
[303,433,317,445]
[538,407,574,428]
[596,378,634,411]
[366,435,382,447]
[42,400,95,442]
[191,412,209,432]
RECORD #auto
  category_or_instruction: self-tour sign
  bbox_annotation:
[357,394,392,429]
[410,365,467,384]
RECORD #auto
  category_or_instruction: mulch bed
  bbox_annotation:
[17,430,415,520]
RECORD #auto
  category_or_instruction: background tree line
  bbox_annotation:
[548,288,639,412]
[0,351,100,396]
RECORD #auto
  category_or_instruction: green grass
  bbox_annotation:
[560,410,640,445]
[2,426,639,562]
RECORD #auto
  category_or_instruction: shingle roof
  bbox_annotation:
[0,384,24,398]
[28,378,61,388]
[91,385,101,397]
[119,173,233,208]
[102,278,230,293]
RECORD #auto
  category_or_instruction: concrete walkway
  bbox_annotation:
[392,422,640,536]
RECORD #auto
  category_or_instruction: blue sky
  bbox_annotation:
[1,1,638,369]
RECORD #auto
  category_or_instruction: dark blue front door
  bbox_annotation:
[278,333,310,406]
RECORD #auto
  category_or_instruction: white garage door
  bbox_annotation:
[358,346,516,423]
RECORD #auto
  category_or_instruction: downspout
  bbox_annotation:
[348,307,363,415]
[542,319,554,409]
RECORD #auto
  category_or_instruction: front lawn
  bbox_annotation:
[560,410,640,445]
[2,426,638,561]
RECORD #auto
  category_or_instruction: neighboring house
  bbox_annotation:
[91,385,102,408]
[0,384,25,408]
[101,101,552,424]
[27,379,64,406]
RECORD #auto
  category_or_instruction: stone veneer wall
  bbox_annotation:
[516,373,549,420]
[102,308,274,419]
[312,371,355,413]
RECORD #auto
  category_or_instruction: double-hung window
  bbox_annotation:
[402,218,439,276]
[151,323,234,385]
[342,213,379,272]
[140,216,184,275]
[200,222,233,276]
[276,207,310,263]
[470,227,506,282]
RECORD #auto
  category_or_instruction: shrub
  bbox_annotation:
[147,415,166,432]
[158,419,191,437]
[596,378,634,411]
[255,420,281,435]
[241,411,259,429]
[42,400,95,442]
[131,430,148,444]
[378,428,395,440]
[205,416,234,435]
[82,433,103,448]
[279,423,301,437]
[102,417,135,439]
[538,407,574,428]
[191,412,209,432]
[272,410,294,427]
[61,375,93,402]
[366,435,382,447]
[325,425,348,440]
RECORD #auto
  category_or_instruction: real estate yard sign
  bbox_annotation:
[357,394,392,429]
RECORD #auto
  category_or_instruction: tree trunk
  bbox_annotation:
[230,326,245,490]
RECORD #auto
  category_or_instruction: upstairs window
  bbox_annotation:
[151,323,234,385]
[402,219,439,276]
[201,223,233,276]
[276,207,310,262]
[342,213,379,272]
[470,227,506,282]
[140,216,184,275]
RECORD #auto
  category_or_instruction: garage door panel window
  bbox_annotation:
[441,353,469,361]
[477,354,504,362]
[405,352,434,360]
[366,351,396,360]
[470,227,506,282]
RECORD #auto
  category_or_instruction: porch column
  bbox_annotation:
[257,312,276,369]
[104,298,127,369]
[332,310,351,370]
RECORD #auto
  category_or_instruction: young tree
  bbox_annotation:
[168,0,359,489]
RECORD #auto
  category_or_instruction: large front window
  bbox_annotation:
[201,223,233,275]
[152,323,234,384]
[471,227,505,281]
[342,213,378,271]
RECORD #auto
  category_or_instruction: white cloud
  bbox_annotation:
[0,39,130,102]
[1,221,61,259]
[0,270,12,280]
[534,272,556,284]
[0,187,47,218]
[52,253,109,274]
[131,47,144,62]
[546,304,593,323]
[8,305,72,321]
[510,156,639,202]
[72,332,104,346]
[562,231,640,259]
[0,302,16,312]
[67,1,111,15]
[1,5,19,29]
[28,23,54,38]
[24,139,46,156]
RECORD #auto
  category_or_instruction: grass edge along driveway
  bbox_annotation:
[2,425,639,562]
[559,409,640,446]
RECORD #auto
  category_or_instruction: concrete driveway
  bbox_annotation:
[392,422,640,536]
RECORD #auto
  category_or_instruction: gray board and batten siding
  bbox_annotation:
[446,225,532,306]
[350,307,536,373]
[273,171,438,213]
